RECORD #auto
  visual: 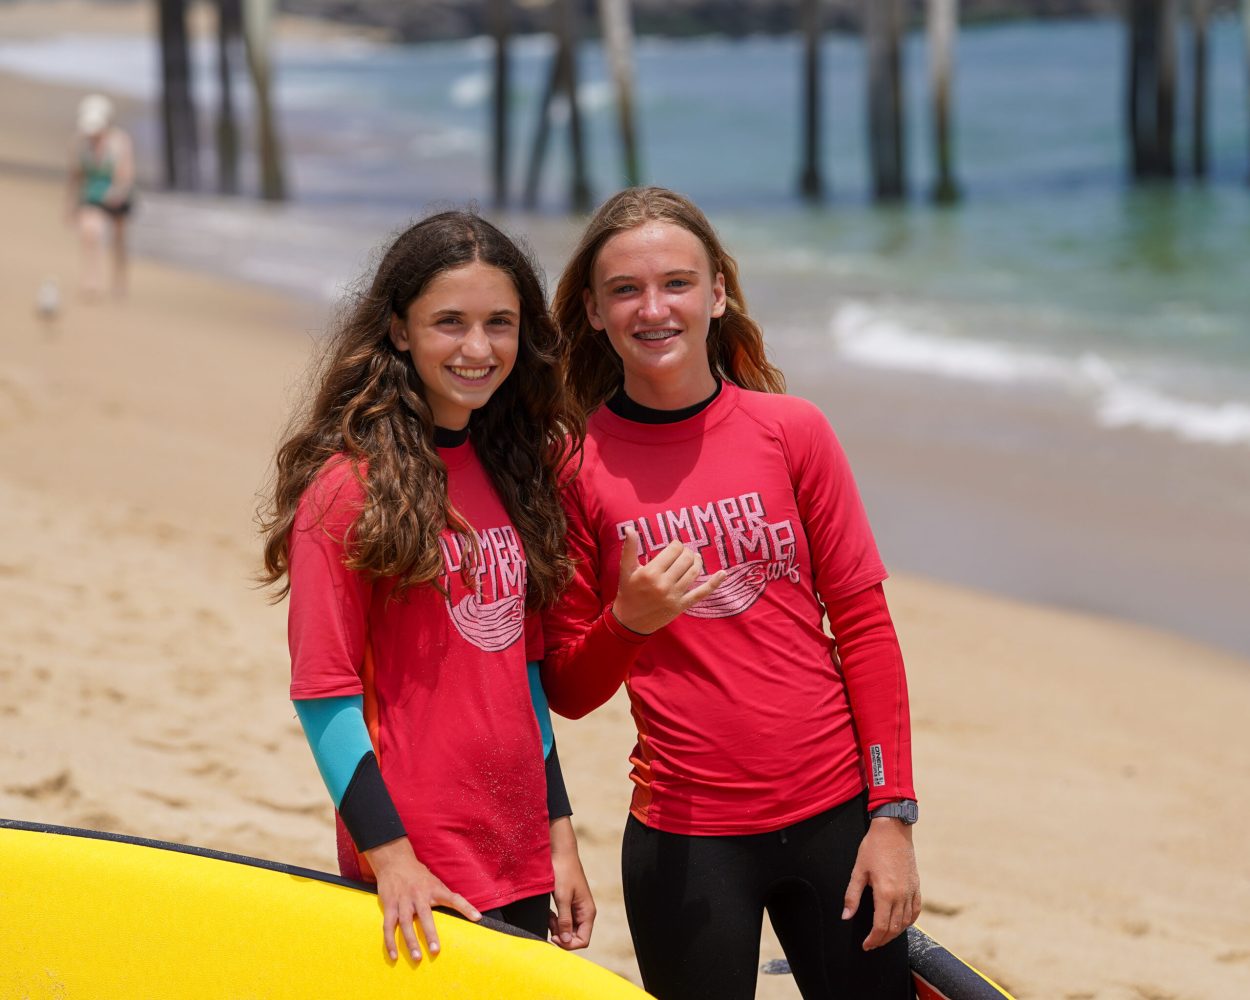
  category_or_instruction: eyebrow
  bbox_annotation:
[431,307,519,319]
[601,268,701,286]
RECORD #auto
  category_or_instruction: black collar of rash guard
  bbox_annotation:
[434,425,470,448]
[606,379,723,425]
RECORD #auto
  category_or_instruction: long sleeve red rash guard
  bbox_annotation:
[542,383,915,833]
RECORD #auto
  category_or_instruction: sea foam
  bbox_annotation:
[0,35,158,97]
[0,32,384,103]
[830,301,1250,447]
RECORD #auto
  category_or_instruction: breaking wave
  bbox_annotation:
[830,301,1250,447]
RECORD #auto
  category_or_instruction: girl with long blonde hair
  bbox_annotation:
[542,187,920,999]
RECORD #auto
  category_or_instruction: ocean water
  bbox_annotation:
[3,17,1248,449]
[5,15,1250,654]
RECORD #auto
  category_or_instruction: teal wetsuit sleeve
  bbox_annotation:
[293,695,374,809]
[294,695,407,850]
[294,673,566,835]
[530,660,572,819]
[528,660,555,759]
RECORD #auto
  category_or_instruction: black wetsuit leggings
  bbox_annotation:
[621,792,911,1000]
[481,892,550,939]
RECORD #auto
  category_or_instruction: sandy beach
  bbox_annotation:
[3,4,1250,998]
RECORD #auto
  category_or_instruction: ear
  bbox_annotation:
[388,313,410,352]
[710,272,727,319]
[583,287,606,332]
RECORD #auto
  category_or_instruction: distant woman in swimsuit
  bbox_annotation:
[67,93,135,297]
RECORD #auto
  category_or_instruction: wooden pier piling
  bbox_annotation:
[243,0,287,200]
[600,0,642,188]
[1127,0,1178,179]
[559,0,591,212]
[928,0,960,202]
[157,0,199,191]
[215,0,243,195]
[523,0,591,212]
[866,0,907,200]
[523,41,560,209]
[1190,0,1208,177]
[798,0,824,200]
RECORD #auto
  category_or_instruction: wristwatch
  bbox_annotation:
[869,799,918,825]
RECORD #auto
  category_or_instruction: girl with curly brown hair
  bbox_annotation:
[541,187,920,999]
[260,211,594,963]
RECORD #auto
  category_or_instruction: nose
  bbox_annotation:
[638,287,667,324]
[462,323,492,360]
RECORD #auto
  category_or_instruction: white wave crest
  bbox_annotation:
[510,34,559,60]
[1087,369,1250,445]
[547,81,614,124]
[0,35,157,97]
[831,302,1068,384]
[829,301,1250,447]
[408,127,482,157]
[450,72,489,107]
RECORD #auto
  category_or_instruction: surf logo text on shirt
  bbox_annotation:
[439,525,526,651]
[615,491,799,619]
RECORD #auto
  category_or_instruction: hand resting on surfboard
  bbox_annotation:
[366,836,482,961]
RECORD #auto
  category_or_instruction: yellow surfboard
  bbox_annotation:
[0,819,651,999]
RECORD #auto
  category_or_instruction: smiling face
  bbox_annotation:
[584,220,727,410]
[389,260,521,430]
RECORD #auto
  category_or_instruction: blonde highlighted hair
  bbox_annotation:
[552,187,786,412]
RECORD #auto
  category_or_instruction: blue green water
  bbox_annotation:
[274,17,1250,444]
[4,16,1248,651]
[4,17,1247,443]
[213,17,1250,445]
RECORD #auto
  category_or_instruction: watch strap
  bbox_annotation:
[869,799,918,824]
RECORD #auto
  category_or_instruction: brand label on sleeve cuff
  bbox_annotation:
[870,744,885,787]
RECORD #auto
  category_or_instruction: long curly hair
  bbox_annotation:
[260,211,582,608]
[552,186,786,412]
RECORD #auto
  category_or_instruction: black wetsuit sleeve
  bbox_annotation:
[546,739,572,820]
[339,751,408,852]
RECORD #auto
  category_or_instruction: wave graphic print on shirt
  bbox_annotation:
[438,524,526,651]
[616,491,800,620]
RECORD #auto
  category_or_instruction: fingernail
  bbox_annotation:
[561,933,572,944]
[470,910,481,921]
[429,942,440,955]
[389,950,397,961]
[841,907,851,920]
[411,948,421,960]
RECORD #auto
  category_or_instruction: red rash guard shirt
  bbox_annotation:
[288,447,553,910]
[542,383,915,834]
